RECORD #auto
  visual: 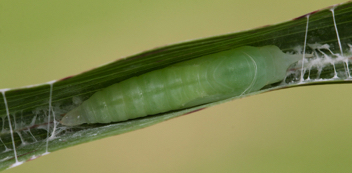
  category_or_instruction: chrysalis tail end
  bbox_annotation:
[60,107,87,126]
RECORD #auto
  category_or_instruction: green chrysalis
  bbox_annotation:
[61,45,301,126]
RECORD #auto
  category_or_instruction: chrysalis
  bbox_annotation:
[61,45,301,126]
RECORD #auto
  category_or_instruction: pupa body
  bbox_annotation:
[61,46,301,126]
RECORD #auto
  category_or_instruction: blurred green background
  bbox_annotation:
[1,0,351,172]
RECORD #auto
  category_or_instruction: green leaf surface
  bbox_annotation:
[1,0,352,171]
